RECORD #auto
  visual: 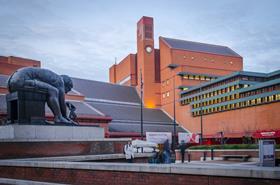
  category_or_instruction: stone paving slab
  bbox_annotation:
[0,177,68,185]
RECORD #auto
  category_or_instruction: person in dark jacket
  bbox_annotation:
[179,140,187,163]
[163,139,171,163]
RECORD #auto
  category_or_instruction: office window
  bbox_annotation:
[257,98,261,104]
[162,93,166,98]
[247,100,250,106]
[189,75,194,80]
[236,93,240,99]
[236,102,240,108]
[205,77,210,81]
[195,76,200,80]
[242,76,249,81]
[200,76,205,81]
[166,92,170,97]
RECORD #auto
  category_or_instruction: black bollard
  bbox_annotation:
[211,148,214,160]
[203,151,207,161]
[188,153,191,162]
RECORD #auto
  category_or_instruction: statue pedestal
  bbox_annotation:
[0,124,104,140]
[0,125,128,159]
[6,90,47,124]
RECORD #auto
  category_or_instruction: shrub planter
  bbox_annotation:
[175,149,280,162]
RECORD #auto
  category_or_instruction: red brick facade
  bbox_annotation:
[0,140,128,159]
[0,166,278,185]
[109,16,280,141]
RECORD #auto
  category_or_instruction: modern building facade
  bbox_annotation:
[180,70,280,141]
[110,16,280,143]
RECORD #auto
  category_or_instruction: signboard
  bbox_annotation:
[253,130,280,138]
[146,132,172,144]
[259,140,275,167]
[178,132,199,143]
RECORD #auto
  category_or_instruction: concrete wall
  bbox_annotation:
[0,161,279,185]
[0,125,104,140]
[0,138,130,159]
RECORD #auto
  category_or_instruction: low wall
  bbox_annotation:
[17,153,154,163]
[0,160,279,185]
[175,149,280,162]
[0,139,130,159]
[0,124,104,140]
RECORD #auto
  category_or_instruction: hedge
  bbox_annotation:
[188,144,280,150]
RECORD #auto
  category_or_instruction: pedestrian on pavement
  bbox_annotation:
[179,140,187,163]
[124,141,134,163]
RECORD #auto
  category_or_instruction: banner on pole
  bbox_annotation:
[146,132,172,144]
[178,132,199,143]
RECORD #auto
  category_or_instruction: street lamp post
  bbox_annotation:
[168,64,178,150]
[200,86,203,145]
[172,75,176,151]
[140,69,144,141]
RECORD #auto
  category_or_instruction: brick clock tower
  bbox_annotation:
[137,16,161,108]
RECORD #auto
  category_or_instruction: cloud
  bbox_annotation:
[0,0,279,82]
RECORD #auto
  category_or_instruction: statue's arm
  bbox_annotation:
[58,88,67,118]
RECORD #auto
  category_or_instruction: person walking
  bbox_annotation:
[163,139,171,164]
[179,140,187,163]
[124,142,134,163]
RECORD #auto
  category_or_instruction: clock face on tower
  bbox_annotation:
[145,46,153,53]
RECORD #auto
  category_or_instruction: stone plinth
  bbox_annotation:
[0,124,104,140]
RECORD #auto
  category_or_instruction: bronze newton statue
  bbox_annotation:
[8,67,77,125]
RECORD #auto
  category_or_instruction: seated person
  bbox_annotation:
[8,67,75,124]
